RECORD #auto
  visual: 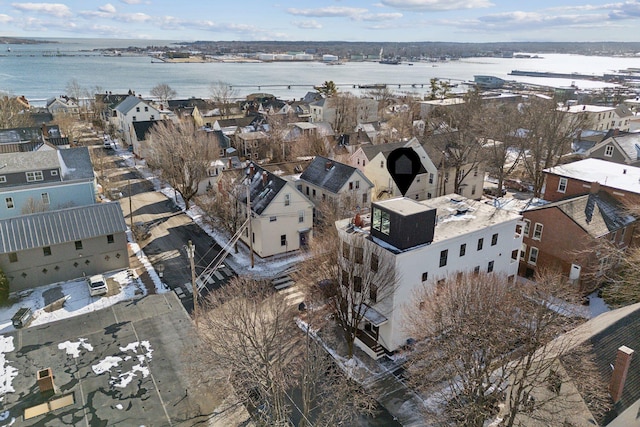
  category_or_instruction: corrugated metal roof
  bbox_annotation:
[0,202,127,253]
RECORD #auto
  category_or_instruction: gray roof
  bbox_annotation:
[238,163,287,215]
[0,147,94,181]
[527,191,636,237]
[114,96,146,114]
[299,156,372,194]
[361,140,407,161]
[0,202,127,253]
[599,133,640,162]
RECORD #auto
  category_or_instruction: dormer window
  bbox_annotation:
[604,145,614,157]
[26,171,44,182]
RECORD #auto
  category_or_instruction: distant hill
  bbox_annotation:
[0,37,56,45]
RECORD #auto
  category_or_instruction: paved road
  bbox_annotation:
[100,149,236,312]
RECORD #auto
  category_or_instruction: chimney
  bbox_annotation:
[325,161,333,170]
[614,128,619,136]
[610,346,634,403]
[41,123,49,138]
[262,171,268,186]
[228,158,232,169]
[590,181,601,194]
[37,367,56,395]
[623,169,627,174]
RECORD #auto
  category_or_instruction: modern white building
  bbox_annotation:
[336,195,523,358]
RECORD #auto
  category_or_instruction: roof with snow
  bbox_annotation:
[588,132,640,163]
[299,156,373,194]
[526,191,636,238]
[236,163,288,215]
[544,159,640,195]
[0,202,127,253]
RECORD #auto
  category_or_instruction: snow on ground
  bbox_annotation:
[0,336,17,401]
[116,147,306,278]
[92,340,154,389]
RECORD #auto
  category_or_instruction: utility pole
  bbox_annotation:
[187,240,198,324]
[246,174,254,269]
[128,179,133,237]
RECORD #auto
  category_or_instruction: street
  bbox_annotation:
[100,149,236,313]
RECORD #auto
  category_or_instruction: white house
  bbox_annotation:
[110,96,161,146]
[560,104,633,132]
[336,195,523,358]
[351,138,439,201]
[219,163,314,258]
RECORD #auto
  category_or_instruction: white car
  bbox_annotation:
[88,274,108,296]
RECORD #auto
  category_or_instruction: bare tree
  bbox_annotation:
[517,96,587,197]
[150,83,177,105]
[404,271,585,427]
[196,276,377,426]
[332,93,359,135]
[296,220,397,359]
[209,80,238,118]
[195,180,245,253]
[146,120,217,209]
[0,93,34,129]
[52,113,81,146]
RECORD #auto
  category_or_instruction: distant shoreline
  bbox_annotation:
[0,37,56,45]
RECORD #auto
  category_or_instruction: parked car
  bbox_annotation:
[88,274,108,296]
[12,307,33,328]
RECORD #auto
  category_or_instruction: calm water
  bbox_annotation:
[1,38,640,104]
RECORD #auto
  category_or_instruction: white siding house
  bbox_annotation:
[336,195,523,358]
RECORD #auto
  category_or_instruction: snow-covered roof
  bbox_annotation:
[563,104,615,113]
[544,159,640,195]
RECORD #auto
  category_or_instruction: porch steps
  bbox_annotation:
[280,286,305,307]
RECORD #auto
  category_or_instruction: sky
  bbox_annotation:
[0,1,639,43]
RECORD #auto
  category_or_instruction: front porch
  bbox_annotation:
[355,328,386,360]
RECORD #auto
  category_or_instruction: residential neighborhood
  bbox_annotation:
[1,67,640,426]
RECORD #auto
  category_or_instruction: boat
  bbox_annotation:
[379,58,400,65]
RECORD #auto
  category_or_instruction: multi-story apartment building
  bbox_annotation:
[336,195,523,358]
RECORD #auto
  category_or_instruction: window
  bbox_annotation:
[43,246,52,256]
[284,194,290,206]
[343,242,350,259]
[459,243,466,257]
[355,180,360,189]
[270,216,277,222]
[532,223,543,240]
[427,192,432,199]
[439,249,448,267]
[41,193,50,205]
[491,233,498,246]
[362,193,367,204]
[354,247,363,264]
[150,115,155,120]
[26,171,44,182]
[520,243,527,260]
[487,260,494,273]
[0,176,5,183]
[380,160,384,168]
[298,210,304,223]
[604,145,614,157]
[75,240,83,250]
[422,272,428,282]
[341,269,349,287]
[132,116,137,121]
[144,106,149,112]
[429,173,434,184]
[473,166,478,177]
[528,247,539,265]
[281,235,287,246]
[523,219,531,237]
[136,107,140,112]
[9,253,18,263]
[370,284,378,303]
[50,170,58,176]
[558,177,567,193]
[353,276,362,292]
[477,238,484,251]
[107,234,114,244]
[371,253,379,272]
[471,185,476,196]
[349,182,353,190]
[5,197,14,209]
[473,265,480,274]
[312,189,316,198]
[372,207,390,235]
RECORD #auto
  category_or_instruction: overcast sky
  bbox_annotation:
[1,0,639,42]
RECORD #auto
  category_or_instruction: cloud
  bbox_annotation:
[11,2,72,18]
[287,7,368,18]
[380,0,493,11]
[0,14,14,23]
[120,0,143,4]
[292,20,322,29]
[115,12,152,22]
[360,12,403,21]
[99,4,117,14]
[609,0,640,19]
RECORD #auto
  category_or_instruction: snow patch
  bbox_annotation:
[0,336,17,402]
[58,338,93,358]
[92,340,154,389]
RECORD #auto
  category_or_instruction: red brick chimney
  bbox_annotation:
[609,345,634,403]
[590,181,601,194]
